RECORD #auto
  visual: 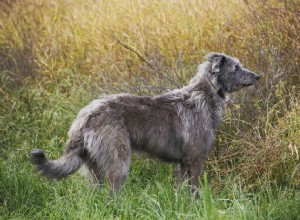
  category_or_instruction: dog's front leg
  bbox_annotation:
[173,159,189,184]
[189,160,205,187]
[186,155,207,197]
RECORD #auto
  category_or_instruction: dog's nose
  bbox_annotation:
[255,75,260,80]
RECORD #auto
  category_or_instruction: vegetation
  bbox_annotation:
[0,0,299,219]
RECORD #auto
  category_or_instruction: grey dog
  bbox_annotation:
[31,52,260,194]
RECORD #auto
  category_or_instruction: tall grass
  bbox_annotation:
[0,0,299,219]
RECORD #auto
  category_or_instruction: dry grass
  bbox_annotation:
[0,0,243,84]
[1,0,300,218]
[0,0,299,190]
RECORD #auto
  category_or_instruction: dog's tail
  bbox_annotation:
[30,147,84,180]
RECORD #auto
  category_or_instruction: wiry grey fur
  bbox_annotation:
[31,52,260,193]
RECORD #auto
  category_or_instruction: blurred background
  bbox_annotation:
[0,0,299,219]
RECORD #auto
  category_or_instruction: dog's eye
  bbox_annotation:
[235,65,240,71]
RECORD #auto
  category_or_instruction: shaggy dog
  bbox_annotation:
[31,52,260,194]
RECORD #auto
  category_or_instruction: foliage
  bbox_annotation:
[0,0,299,219]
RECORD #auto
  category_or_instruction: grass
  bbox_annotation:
[0,0,300,219]
[1,73,299,219]
[1,148,299,219]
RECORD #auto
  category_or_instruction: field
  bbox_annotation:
[0,0,299,219]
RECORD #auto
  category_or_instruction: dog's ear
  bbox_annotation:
[205,52,226,73]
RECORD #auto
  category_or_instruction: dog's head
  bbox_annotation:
[205,52,260,93]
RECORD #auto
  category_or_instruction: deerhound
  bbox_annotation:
[31,52,260,194]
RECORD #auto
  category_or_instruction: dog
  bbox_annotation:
[31,52,260,194]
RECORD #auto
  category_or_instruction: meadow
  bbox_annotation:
[0,0,299,219]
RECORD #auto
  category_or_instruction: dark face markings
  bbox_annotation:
[214,56,260,93]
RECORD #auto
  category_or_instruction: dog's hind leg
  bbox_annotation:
[82,161,105,186]
[84,123,131,195]
[105,140,131,195]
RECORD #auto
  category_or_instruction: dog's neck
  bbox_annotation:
[187,63,226,101]
[185,75,226,102]
[180,76,224,129]
[204,76,226,100]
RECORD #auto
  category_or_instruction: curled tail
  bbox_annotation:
[30,148,84,180]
